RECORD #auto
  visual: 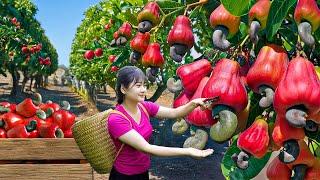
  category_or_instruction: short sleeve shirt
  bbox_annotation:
[107,101,160,175]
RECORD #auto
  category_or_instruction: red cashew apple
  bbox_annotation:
[202,59,248,142]
[108,55,116,63]
[285,140,316,179]
[167,15,194,62]
[142,43,165,68]
[209,4,240,51]
[273,56,320,129]
[116,22,132,46]
[176,59,212,96]
[94,48,103,57]
[84,50,95,60]
[294,0,320,46]
[233,118,269,169]
[305,159,320,180]
[137,2,160,33]
[130,32,150,63]
[186,77,217,127]
[16,93,42,118]
[248,0,271,44]
[246,44,289,108]
[111,66,119,72]
[173,90,192,109]
[267,157,292,180]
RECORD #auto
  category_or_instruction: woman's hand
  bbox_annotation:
[190,97,219,110]
[188,148,214,159]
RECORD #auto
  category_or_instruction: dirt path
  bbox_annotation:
[0,73,225,180]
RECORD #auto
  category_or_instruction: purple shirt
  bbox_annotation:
[107,101,160,175]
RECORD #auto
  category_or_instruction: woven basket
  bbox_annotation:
[72,109,118,174]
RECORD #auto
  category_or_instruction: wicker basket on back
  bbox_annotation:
[71,109,128,174]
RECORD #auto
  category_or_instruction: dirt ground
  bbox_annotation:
[0,72,226,180]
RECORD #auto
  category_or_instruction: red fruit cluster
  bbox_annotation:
[38,57,51,66]
[104,19,114,31]
[0,93,75,138]
[83,48,103,61]
[10,17,21,29]
[110,22,132,47]
[22,44,42,55]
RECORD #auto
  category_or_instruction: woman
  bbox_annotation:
[108,66,214,180]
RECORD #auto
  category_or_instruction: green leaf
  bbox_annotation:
[308,140,320,157]
[222,139,272,179]
[221,0,250,16]
[265,0,296,41]
[189,5,201,19]
[156,0,183,9]
[113,48,129,66]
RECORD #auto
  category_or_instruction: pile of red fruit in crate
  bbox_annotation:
[0,93,75,138]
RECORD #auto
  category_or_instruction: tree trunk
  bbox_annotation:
[21,70,28,93]
[44,76,49,87]
[29,77,33,91]
[40,75,44,87]
[87,84,97,105]
[34,74,41,89]
[10,70,19,96]
[104,85,107,94]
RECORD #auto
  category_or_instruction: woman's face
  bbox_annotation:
[122,80,147,103]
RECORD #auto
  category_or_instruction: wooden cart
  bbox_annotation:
[0,138,108,179]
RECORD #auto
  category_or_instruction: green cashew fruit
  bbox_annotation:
[210,106,238,143]
[183,129,208,150]
[172,118,189,135]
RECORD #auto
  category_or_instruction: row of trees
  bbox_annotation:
[70,0,320,179]
[0,0,58,96]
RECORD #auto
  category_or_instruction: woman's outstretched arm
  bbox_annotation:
[118,129,213,158]
[154,98,209,119]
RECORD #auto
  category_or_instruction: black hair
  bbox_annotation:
[115,66,146,104]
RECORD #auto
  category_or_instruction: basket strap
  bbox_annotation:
[114,143,125,162]
[108,110,132,163]
[138,102,149,119]
[109,110,132,126]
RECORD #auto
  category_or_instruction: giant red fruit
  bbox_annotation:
[237,118,269,158]
[176,59,212,96]
[141,43,165,68]
[186,77,216,127]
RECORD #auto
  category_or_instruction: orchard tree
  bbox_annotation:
[0,0,58,96]
[70,0,320,179]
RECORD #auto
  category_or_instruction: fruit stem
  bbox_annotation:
[240,35,249,48]
[184,1,206,16]
[159,5,165,16]
[262,107,273,121]
[296,35,302,57]
[231,35,249,60]
[131,24,138,29]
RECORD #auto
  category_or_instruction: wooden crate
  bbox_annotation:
[0,138,108,179]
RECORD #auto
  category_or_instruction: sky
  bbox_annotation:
[32,0,101,67]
